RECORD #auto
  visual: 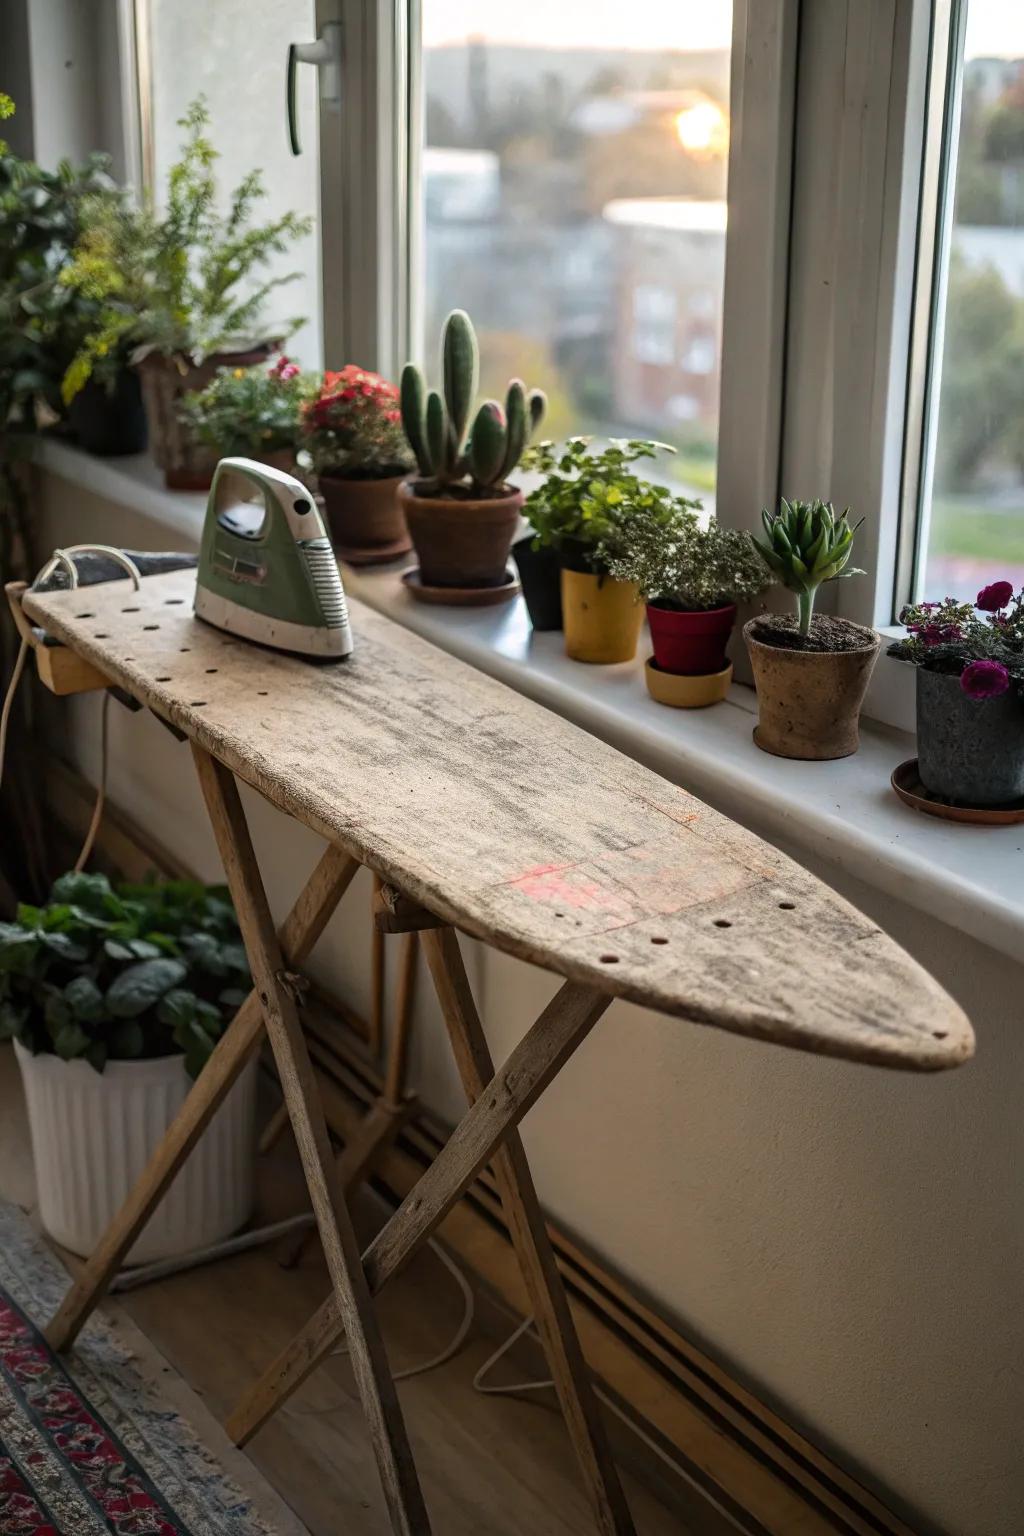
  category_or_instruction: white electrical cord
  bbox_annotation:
[1,545,141,872]
[300,1180,759,1532]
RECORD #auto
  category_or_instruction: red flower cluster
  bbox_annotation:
[299,363,411,477]
[269,355,301,382]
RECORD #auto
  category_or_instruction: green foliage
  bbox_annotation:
[0,137,124,430]
[605,510,772,610]
[0,872,250,1078]
[400,310,546,495]
[181,355,315,458]
[60,97,312,402]
[751,497,864,636]
[522,438,697,574]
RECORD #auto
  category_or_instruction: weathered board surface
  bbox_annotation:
[26,571,973,1070]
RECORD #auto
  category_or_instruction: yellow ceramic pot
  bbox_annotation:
[644,658,733,708]
[561,569,643,663]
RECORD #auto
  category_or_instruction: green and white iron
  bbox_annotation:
[195,457,352,658]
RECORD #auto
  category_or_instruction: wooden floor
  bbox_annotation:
[0,1045,714,1536]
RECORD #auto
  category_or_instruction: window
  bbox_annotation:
[911,0,1024,603]
[419,1,733,505]
[143,0,323,368]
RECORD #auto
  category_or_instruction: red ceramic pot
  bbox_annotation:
[646,601,737,676]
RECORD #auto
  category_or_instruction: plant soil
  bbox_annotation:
[750,613,876,653]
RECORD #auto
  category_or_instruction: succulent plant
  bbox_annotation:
[751,497,864,635]
[400,309,546,496]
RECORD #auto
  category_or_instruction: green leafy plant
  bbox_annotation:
[0,872,250,1078]
[300,364,413,479]
[751,498,864,636]
[400,309,546,496]
[59,97,313,403]
[181,355,314,458]
[523,438,698,574]
[605,509,772,610]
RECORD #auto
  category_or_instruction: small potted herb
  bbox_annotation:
[888,582,1024,805]
[745,498,877,758]
[300,365,414,562]
[524,438,693,664]
[181,355,313,476]
[0,871,256,1263]
[399,309,546,597]
[606,511,772,706]
[0,101,144,456]
[60,98,312,489]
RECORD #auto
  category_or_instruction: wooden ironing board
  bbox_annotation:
[23,570,973,1536]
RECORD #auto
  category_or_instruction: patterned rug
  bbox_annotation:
[0,1203,305,1535]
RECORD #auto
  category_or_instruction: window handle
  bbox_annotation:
[287,21,342,155]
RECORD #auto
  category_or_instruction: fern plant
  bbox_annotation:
[60,98,312,402]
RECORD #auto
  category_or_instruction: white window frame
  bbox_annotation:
[114,0,969,736]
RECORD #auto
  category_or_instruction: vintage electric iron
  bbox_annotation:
[195,457,353,658]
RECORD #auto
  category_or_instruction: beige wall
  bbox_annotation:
[32,469,1024,1536]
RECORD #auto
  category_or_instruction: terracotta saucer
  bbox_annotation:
[334,535,413,567]
[402,567,521,607]
[890,758,1024,825]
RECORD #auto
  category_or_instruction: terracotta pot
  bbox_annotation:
[916,667,1024,805]
[647,601,736,675]
[135,344,274,490]
[645,658,732,708]
[399,480,522,588]
[561,569,643,664]
[744,617,880,760]
[319,474,411,561]
[512,534,563,630]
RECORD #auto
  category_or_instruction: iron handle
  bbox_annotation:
[286,21,342,156]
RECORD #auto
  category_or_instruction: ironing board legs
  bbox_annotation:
[420,927,637,1536]
[192,747,431,1536]
[45,840,358,1354]
[225,975,611,1446]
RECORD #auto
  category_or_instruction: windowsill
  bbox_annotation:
[34,437,1024,966]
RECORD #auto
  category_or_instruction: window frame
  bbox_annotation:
[116,0,975,736]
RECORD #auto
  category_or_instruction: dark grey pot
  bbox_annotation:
[916,667,1024,805]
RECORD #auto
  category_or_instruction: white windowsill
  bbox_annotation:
[33,437,1024,966]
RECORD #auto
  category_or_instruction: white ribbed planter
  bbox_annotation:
[14,1041,257,1264]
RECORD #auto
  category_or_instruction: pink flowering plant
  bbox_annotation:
[180,355,314,458]
[888,581,1024,700]
[300,364,413,480]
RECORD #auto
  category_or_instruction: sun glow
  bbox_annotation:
[674,101,728,159]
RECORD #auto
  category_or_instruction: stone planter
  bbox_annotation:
[136,344,274,490]
[561,569,643,664]
[744,617,880,760]
[319,474,411,563]
[399,480,522,589]
[14,1041,258,1264]
[916,667,1024,805]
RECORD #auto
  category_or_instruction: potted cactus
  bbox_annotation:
[399,310,546,597]
[888,582,1024,805]
[605,511,772,707]
[523,438,686,663]
[744,498,878,759]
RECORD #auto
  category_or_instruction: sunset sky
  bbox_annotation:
[424,1,1024,60]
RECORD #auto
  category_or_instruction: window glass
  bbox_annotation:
[421,1,733,504]
[148,0,322,368]
[921,2,1024,599]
